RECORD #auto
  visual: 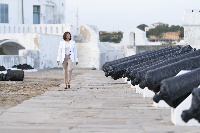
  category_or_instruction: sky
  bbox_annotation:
[66,0,200,32]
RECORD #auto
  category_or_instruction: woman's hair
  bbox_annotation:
[63,32,71,41]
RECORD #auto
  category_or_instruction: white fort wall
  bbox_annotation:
[0,0,84,70]
[77,25,107,70]
[76,25,123,70]
[0,24,112,70]
[39,34,62,69]
[0,33,63,69]
[0,24,75,36]
[122,28,148,46]
[182,9,200,49]
[0,0,66,24]
[0,33,40,50]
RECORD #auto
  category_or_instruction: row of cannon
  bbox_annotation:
[0,64,34,71]
[0,64,34,81]
[102,45,200,123]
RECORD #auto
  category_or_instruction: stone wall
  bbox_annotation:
[77,25,124,70]
[0,55,26,68]
[124,45,136,57]
[0,24,72,35]
[182,9,200,49]
[101,42,124,62]
[135,45,173,54]
[122,28,148,46]
[0,33,63,69]
[39,34,62,69]
[80,25,91,42]
[0,33,40,50]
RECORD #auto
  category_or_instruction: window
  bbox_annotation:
[0,4,8,23]
[33,5,40,24]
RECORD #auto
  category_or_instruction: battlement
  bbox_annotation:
[182,9,200,25]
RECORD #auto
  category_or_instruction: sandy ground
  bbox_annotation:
[0,68,83,109]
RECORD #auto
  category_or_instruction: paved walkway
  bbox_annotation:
[0,68,199,133]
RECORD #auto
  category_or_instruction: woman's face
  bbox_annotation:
[66,33,70,40]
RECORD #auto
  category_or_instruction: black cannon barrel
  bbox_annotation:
[6,69,24,81]
[135,49,199,88]
[103,46,177,75]
[181,87,200,123]
[102,50,151,73]
[145,55,200,92]
[0,73,4,81]
[0,66,6,71]
[125,48,194,86]
[110,46,183,80]
[125,48,181,75]
[127,56,168,85]
[12,64,34,70]
[153,68,200,108]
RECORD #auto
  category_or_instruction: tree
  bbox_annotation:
[137,24,148,31]
[179,26,184,39]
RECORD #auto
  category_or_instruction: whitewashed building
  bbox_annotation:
[0,0,122,70]
[0,0,66,25]
[0,0,80,70]
[122,28,163,56]
[182,9,200,49]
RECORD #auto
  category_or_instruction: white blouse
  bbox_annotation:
[65,41,71,55]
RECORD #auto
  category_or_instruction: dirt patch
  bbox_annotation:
[0,68,81,109]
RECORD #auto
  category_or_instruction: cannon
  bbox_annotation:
[178,45,194,54]
[0,66,6,71]
[135,48,200,88]
[1,69,24,81]
[127,45,193,83]
[125,56,168,85]
[145,55,200,92]
[0,73,7,81]
[12,64,34,70]
[109,46,183,80]
[102,50,151,75]
[103,46,178,77]
[7,69,24,81]
[181,87,200,123]
[153,68,200,108]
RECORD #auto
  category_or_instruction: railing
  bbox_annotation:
[0,23,79,36]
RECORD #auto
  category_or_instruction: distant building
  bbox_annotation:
[148,31,180,40]
[99,31,105,35]
[148,31,181,44]
[99,31,123,43]
[162,31,180,40]
[145,22,167,32]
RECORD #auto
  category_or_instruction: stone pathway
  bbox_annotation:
[0,68,199,133]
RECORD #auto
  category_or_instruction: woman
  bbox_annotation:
[57,32,78,89]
